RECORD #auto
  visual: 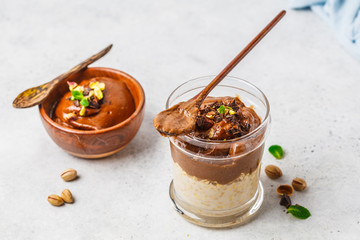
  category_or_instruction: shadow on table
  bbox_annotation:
[73,112,160,164]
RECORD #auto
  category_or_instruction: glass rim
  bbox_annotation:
[165,75,270,144]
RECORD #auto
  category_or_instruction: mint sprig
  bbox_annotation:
[80,98,89,107]
[72,90,83,100]
[287,205,311,219]
[269,145,284,159]
[71,90,88,107]
[217,105,226,115]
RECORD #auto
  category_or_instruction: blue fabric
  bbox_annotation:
[289,0,360,60]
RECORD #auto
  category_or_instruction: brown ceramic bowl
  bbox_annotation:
[39,67,145,159]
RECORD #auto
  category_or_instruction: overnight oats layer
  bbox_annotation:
[165,76,271,228]
[170,96,264,212]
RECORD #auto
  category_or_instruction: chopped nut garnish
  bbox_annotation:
[194,97,257,140]
[208,128,215,138]
[94,88,103,100]
[79,106,86,116]
[86,90,94,98]
[67,81,78,91]
[64,113,77,121]
[73,85,84,93]
[90,81,105,91]
[68,81,106,117]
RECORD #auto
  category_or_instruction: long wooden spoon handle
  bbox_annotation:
[195,10,286,106]
[52,44,113,86]
[13,44,113,108]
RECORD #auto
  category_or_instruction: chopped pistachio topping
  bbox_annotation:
[68,81,106,117]
[64,113,77,121]
[206,114,214,119]
[90,81,105,91]
[73,86,84,93]
[217,105,233,115]
[85,90,94,99]
[208,128,215,138]
[94,88,103,100]
[67,81,78,91]
[79,106,86,116]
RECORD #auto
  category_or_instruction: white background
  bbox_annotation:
[1,0,359,239]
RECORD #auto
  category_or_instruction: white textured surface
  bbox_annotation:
[1,0,360,239]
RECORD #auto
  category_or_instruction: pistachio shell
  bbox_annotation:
[61,189,74,203]
[277,185,294,196]
[48,194,64,206]
[61,168,77,182]
[292,178,307,191]
[265,165,282,179]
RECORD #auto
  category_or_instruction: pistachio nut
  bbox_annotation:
[205,114,214,119]
[229,110,236,115]
[48,194,64,206]
[61,189,74,203]
[277,185,294,196]
[265,165,282,179]
[292,177,307,191]
[61,168,77,182]
[79,106,86,116]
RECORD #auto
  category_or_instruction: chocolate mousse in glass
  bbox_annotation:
[163,76,270,228]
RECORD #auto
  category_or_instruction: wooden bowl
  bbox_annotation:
[39,67,145,159]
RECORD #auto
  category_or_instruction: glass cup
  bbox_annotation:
[167,76,271,228]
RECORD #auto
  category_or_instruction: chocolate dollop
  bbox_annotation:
[53,77,135,130]
[168,96,265,184]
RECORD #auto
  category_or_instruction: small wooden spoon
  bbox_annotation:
[12,44,113,108]
[154,10,286,136]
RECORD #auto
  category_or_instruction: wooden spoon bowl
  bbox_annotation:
[39,67,145,159]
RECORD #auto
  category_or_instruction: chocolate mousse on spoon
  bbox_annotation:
[153,10,286,136]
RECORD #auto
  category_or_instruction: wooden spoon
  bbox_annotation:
[153,10,286,136]
[12,44,113,108]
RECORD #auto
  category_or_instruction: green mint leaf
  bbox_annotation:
[80,98,89,107]
[72,90,84,100]
[217,105,226,115]
[287,205,311,219]
[269,145,284,159]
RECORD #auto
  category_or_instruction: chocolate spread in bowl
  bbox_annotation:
[155,96,265,184]
[53,77,135,130]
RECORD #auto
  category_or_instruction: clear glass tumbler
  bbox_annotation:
[167,76,271,228]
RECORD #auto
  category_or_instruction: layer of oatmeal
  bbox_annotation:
[173,162,261,213]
